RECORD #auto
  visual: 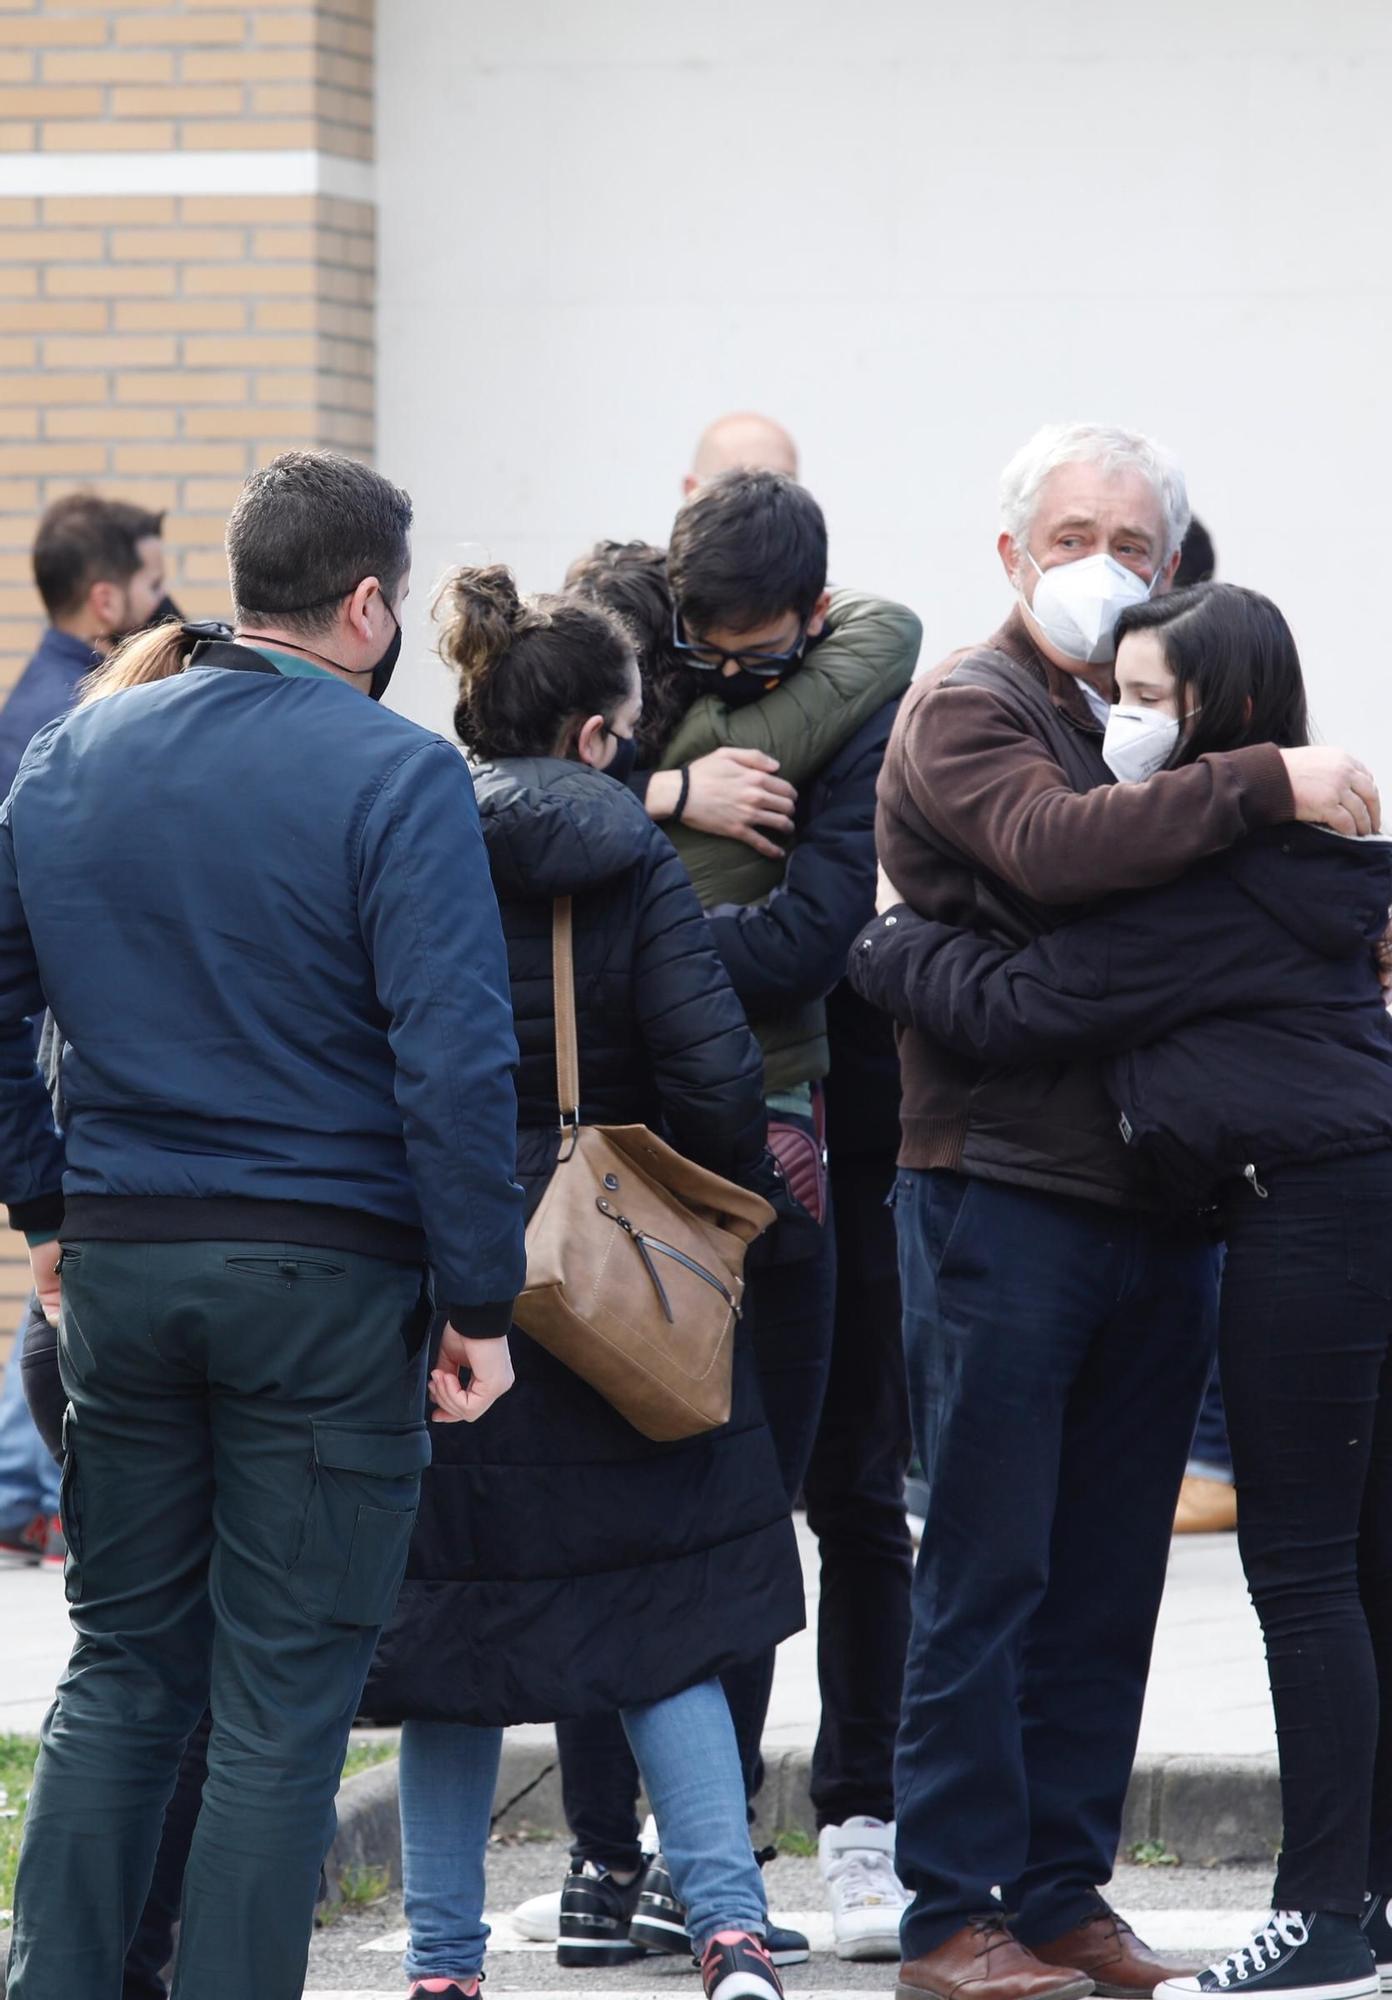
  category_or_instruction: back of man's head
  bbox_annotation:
[1175,516,1217,587]
[33,492,163,622]
[227,450,413,633]
[685,411,799,495]
[565,540,673,673]
[667,469,827,638]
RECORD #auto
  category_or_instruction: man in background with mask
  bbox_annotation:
[0,493,176,1571]
[0,493,173,802]
[862,423,1379,2000]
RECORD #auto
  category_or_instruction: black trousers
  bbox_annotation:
[803,1151,913,1829]
[1220,1151,1392,1912]
[557,1195,838,1871]
[20,1298,212,2000]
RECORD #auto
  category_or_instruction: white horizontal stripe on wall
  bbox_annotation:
[0,151,375,203]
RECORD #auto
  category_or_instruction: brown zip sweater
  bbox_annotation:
[873,609,1295,1208]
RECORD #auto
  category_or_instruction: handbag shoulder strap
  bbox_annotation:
[551,896,581,1140]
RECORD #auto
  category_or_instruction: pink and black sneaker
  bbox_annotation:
[700,1930,785,2000]
[407,1981,480,2000]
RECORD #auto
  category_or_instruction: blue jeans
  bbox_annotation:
[893,1171,1218,1956]
[1189,1363,1234,1480]
[400,1680,767,1981]
[0,1300,60,1530]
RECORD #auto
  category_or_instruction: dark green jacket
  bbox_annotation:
[661,591,921,1090]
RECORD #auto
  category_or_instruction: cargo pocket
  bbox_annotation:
[58,1407,82,1605]
[288,1421,431,1627]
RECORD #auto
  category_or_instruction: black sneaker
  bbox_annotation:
[700,1930,784,2000]
[556,1859,645,1967]
[1360,1899,1392,1993]
[630,1852,809,1965]
[1155,1912,1378,2000]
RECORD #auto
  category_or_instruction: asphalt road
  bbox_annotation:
[305,1841,1278,1994]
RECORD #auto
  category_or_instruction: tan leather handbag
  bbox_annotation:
[513,897,776,1443]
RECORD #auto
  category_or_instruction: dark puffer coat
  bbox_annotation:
[364,756,804,1726]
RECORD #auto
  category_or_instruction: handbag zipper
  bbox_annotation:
[595,1199,736,1323]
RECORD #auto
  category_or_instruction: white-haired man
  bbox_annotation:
[868,425,1379,2000]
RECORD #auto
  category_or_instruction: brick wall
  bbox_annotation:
[0,0,377,1354]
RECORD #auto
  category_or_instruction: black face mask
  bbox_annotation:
[604,731,638,785]
[718,665,796,710]
[368,608,402,703]
[147,593,183,630]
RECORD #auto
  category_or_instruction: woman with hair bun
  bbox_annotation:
[363,565,801,2000]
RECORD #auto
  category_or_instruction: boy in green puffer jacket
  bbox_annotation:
[559,472,921,1910]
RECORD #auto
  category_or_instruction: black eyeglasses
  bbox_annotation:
[670,607,810,679]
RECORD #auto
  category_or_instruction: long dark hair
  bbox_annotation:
[437,563,636,762]
[564,539,707,763]
[1114,581,1310,766]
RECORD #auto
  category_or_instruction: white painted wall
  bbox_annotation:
[377,0,1392,784]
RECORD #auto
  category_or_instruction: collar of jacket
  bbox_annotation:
[37,625,101,677]
[989,607,1102,735]
[187,636,281,676]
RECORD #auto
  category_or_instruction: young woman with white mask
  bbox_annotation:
[854,582,1392,2000]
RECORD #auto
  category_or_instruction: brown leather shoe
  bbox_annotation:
[898,1917,1095,2000]
[1033,1908,1201,1998]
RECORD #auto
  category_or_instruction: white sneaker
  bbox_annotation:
[511,1816,659,1944]
[511,1887,562,1943]
[819,1817,910,1962]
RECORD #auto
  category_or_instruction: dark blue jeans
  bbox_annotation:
[893,1172,1218,1956]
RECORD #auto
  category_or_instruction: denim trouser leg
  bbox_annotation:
[399,1721,502,1983]
[624,1680,767,1954]
[892,1172,1217,1958]
[0,1299,60,1529]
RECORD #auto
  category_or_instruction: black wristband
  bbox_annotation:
[671,766,691,826]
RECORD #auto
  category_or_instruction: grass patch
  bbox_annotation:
[0,1732,397,1929]
[0,1734,41,1927]
[1128,1839,1181,1868]
[341,1736,398,1783]
[772,1828,818,1860]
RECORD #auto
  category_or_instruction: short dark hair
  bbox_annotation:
[32,492,164,619]
[438,563,637,763]
[1174,515,1216,588]
[1115,581,1309,765]
[226,450,413,634]
[666,469,827,637]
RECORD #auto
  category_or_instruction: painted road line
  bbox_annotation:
[358,1906,1264,1959]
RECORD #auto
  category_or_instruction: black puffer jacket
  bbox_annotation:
[364,757,803,1726]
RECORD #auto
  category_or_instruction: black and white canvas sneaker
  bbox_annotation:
[1155,1912,1378,2000]
[556,1859,645,1968]
[1359,1898,1392,1994]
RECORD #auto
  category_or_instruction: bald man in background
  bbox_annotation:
[684,411,800,495]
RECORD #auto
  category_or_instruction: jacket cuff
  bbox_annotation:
[9,1192,64,1237]
[1232,742,1295,827]
[441,1296,516,1339]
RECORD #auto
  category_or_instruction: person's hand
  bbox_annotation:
[876,863,904,916]
[29,1241,60,1324]
[664,747,798,859]
[428,1324,515,1424]
[1281,746,1381,837]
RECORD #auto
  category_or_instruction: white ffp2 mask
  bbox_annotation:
[1025,552,1156,666]
[1102,706,1181,784]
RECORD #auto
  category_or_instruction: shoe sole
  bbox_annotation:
[630,1912,690,1956]
[556,1941,648,1967]
[836,1933,905,1963]
[1380,1971,1392,1997]
[898,1980,1094,2000]
[684,1942,810,1969]
[1155,1982,1379,2000]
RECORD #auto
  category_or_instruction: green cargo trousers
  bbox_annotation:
[4,1238,433,2000]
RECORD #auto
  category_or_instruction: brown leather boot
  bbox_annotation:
[1033,1908,1201,1998]
[898,1916,1095,2000]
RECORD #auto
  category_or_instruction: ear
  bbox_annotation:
[681,474,700,498]
[87,577,122,635]
[345,574,383,637]
[805,589,833,640]
[574,713,610,769]
[997,531,1025,589]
